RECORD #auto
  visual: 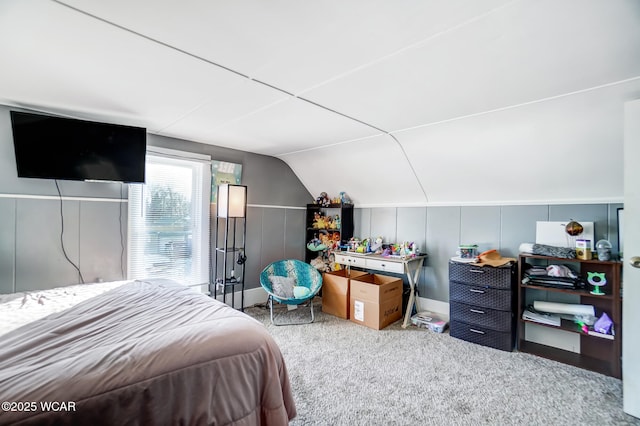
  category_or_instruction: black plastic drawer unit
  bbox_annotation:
[449,261,516,351]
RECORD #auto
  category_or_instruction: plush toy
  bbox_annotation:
[313,212,328,229]
[310,256,326,271]
[370,236,383,253]
[339,192,352,204]
[348,237,360,251]
[316,192,330,207]
[306,234,327,252]
[326,215,335,229]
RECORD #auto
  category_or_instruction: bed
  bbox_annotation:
[0,279,296,425]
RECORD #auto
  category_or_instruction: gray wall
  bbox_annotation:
[355,204,622,302]
[0,106,129,293]
[150,134,311,292]
[0,105,312,294]
[0,104,623,302]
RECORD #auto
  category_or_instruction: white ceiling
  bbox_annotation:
[1,0,639,206]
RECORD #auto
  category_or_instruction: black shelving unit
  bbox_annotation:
[212,215,246,311]
[304,203,354,264]
[210,184,247,311]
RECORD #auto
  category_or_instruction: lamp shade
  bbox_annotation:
[217,184,247,218]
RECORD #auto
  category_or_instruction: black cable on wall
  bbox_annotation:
[54,180,86,284]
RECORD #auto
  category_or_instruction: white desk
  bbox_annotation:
[333,252,427,328]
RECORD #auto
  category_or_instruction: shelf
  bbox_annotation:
[519,253,621,265]
[306,203,353,209]
[518,340,618,378]
[517,253,621,378]
[519,318,616,341]
[213,214,246,311]
[215,247,244,253]
[305,202,354,264]
[519,283,615,299]
[217,281,244,287]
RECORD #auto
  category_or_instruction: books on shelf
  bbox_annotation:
[522,307,561,326]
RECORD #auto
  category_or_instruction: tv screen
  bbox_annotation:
[10,111,146,183]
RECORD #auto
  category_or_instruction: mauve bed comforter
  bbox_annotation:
[0,279,296,425]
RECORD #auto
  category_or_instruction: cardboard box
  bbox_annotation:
[349,274,403,330]
[322,269,370,319]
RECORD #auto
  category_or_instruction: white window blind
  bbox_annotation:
[128,152,210,287]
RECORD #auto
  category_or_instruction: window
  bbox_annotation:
[128,148,210,288]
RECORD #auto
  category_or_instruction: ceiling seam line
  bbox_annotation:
[52,0,437,205]
[249,79,296,98]
[155,97,292,136]
[51,0,253,80]
[272,96,430,202]
[48,0,405,142]
[387,133,429,203]
[295,97,389,134]
[52,0,396,142]
[276,133,386,156]
[390,75,640,135]
[294,0,523,97]
[154,98,218,134]
[272,95,429,203]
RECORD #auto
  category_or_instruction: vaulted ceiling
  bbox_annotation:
[1,0,639,206]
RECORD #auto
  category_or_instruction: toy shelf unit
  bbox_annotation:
[212,215,246,311]
[304,203,354,264]
[517,254,622,378]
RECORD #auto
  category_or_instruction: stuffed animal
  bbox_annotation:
[334,215,341,229]
[339,192,352,204]
[316,192,330,207]
[310,256,326,271]
[370,236,383,253]
[326,215,335,229]
[313,212,328,229]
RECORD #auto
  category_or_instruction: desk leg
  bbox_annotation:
[402,261,423,328]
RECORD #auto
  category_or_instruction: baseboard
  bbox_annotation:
[416,297,450,321]
[210,286,269,310]
[208,287,450,316]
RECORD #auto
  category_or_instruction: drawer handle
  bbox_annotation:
[381,264,386,267]
[470,328,485,335]
[470,309,485,314]
[469,289,485,294]
[470,269,485,273]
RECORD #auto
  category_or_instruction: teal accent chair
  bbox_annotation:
[259,259,323,325]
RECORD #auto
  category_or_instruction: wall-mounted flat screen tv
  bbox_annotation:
[10,110,146,183]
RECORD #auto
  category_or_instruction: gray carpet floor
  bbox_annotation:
[245,301,640,426]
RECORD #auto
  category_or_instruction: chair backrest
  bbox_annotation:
[260,259,323,303]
